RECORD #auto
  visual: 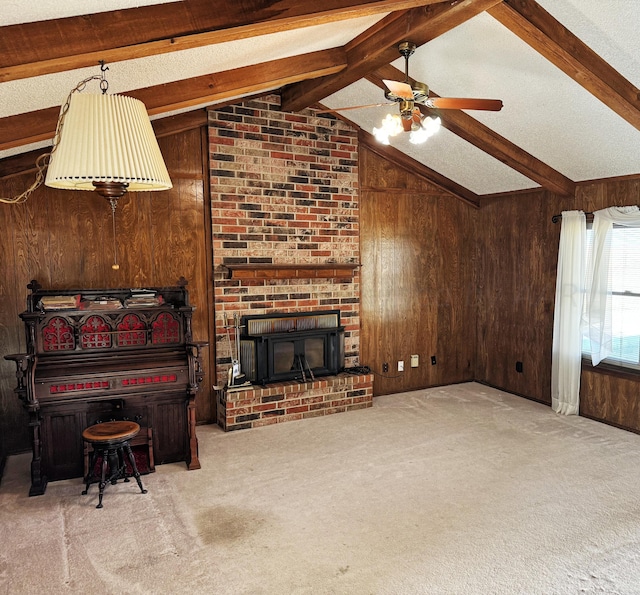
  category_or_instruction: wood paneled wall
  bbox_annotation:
[581,368,640,430]
[475,189,574,402]
[359,145,476,395]
[0,125,215,456]
[476,176,640,434]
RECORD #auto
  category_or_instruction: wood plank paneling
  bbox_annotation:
[0,176,30,456]
[360,140,431,192]
[581,369,640,430]
[437,198,476,385]
[475,189,572,402]
[0,126,214,456]
[359,145,475,396]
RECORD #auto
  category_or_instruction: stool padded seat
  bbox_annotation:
[81,420,147,508]
[83,420,140,444]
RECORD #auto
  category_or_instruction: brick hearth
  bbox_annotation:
[217,373,374,431]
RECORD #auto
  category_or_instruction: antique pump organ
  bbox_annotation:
[5,279,205,496]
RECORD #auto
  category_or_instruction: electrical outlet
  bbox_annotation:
[397,360,404,372]
[516,361,523,373]
[411,354,419,368]
[382,362,389,373]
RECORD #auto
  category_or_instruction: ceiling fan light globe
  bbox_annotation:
[422,115,442,136]
[373,113,405,144]
[382,113,404,136]
[372,127,391,145]
[409,128,429,144]
[409,115,442,145]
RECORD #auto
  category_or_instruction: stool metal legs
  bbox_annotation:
[82,440,147,508]
[82,448,100,496]
[123,442,148,496]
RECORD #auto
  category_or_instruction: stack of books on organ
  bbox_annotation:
[39,295,81,310]
[83,297,123,310]
[124,289,163,308]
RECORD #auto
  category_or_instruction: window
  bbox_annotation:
[582,224,640,371]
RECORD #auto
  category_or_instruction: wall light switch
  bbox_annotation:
[397,360,404,372]
[410,354,419,368]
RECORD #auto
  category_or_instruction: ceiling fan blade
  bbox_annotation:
[383,79,414,100]
[312,102,395,114]
[424,97,503,111]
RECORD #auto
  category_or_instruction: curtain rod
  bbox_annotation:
[552,205,639,223]
[551,212,592,223]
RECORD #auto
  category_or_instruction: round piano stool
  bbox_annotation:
[81,420,148,509]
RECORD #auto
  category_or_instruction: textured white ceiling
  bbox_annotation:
[2,0,640,196]
[538,0,640,87]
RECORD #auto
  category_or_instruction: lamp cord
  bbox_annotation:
[0,70,107,205]
[109,198,120,271]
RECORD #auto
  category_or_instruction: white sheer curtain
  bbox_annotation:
[586,206,640,365]
[551,211,586,415]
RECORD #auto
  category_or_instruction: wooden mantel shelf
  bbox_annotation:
[221,263,360,280]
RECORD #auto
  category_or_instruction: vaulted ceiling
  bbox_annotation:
[2,0,640,203]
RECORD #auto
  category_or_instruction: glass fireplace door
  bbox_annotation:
[271,335,327,379]
[239,310,345,384]
[273,341,296,375]
[304,337,325,369]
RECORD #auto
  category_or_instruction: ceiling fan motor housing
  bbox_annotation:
[411,81,429,103]
[399,100,414,119]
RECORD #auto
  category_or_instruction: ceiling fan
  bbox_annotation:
[320,41,503,144]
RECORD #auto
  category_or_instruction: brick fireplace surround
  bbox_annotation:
[208,95,373,431]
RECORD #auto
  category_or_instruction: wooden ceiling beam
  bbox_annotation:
[135,48,346,115]
[0,0,441,83]
[0,48,346,152]
[280,0,503,113]
[366,64,575,196]
[489,0,640,131]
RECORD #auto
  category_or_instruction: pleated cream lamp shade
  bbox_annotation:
[44,92,171,270]
[45,93,172,191]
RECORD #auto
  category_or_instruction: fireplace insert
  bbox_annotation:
[239,310,345,384]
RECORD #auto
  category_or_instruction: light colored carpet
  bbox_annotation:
[2,382,640,594]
